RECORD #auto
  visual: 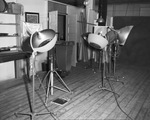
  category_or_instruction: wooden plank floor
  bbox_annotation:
[0,62,150,120]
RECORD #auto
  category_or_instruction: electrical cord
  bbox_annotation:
[106,77,134,120]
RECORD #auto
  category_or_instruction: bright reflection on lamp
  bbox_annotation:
[30,29,57,53]
[107,26,133,45]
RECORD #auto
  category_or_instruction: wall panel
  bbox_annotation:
[113,16,150,67]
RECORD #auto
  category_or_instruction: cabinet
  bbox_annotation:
[0,13,22,81]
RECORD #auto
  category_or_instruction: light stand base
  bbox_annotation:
[38,49,72,106]
[15,111,57,120]
[98,49,120,97]
[40,69,72,106]
[15,52,58,120]
[107,75,124,85]
[98,76,120,97]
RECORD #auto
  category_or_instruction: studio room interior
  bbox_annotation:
[0,0,150,120]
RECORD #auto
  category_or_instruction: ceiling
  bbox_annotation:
[53,0,150,7]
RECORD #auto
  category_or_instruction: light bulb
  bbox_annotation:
[83,0,89,6]
[96,16,105,23]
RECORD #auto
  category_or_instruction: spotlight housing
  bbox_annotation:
[30,29,57,53]
[88,33,108,49]
[106,26,133,45]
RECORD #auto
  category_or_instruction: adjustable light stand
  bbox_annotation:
[39,49,72,106]
[15,52,58,120]
[98,48,119,96]
[107,42,124,84]
[84,52,100,74]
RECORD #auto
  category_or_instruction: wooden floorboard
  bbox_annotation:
[104,70,148,120]
[0,62,150,120]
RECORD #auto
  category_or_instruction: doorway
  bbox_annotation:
[58,14,66,41]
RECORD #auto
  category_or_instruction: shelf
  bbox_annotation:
[0,12,21,15]
[0,23,20,25]
[0,35,20,37]
[0,11,23,79]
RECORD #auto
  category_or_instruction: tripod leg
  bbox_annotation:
[107,44,124,85]
[108,76,124,84]
[108,55,124,84]
[98,73,120,97]
[45,72,51,105]
[54,70,72,92]
[43,51,72,105]
[37,71,50,90]
[45,59,54,105]
[50,59,54,95]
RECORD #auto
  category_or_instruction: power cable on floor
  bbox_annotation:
[106,77,134,120]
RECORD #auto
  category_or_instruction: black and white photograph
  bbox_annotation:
[0,0,150,120]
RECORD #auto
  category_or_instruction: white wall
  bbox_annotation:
[15,0,48,28]
[0,0,49,81]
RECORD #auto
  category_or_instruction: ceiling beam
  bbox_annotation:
[53,0,150,7]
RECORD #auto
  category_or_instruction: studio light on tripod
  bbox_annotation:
[33,29,71,104]
[16,29,58,120]
[107,26,133,45]
[106,25,133,78]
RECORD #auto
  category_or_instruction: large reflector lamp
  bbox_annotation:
[107,26,133,45]
[106,25,133,83]
[117,26,133,45]
[30,29,57,53]
[88,33,108,49]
